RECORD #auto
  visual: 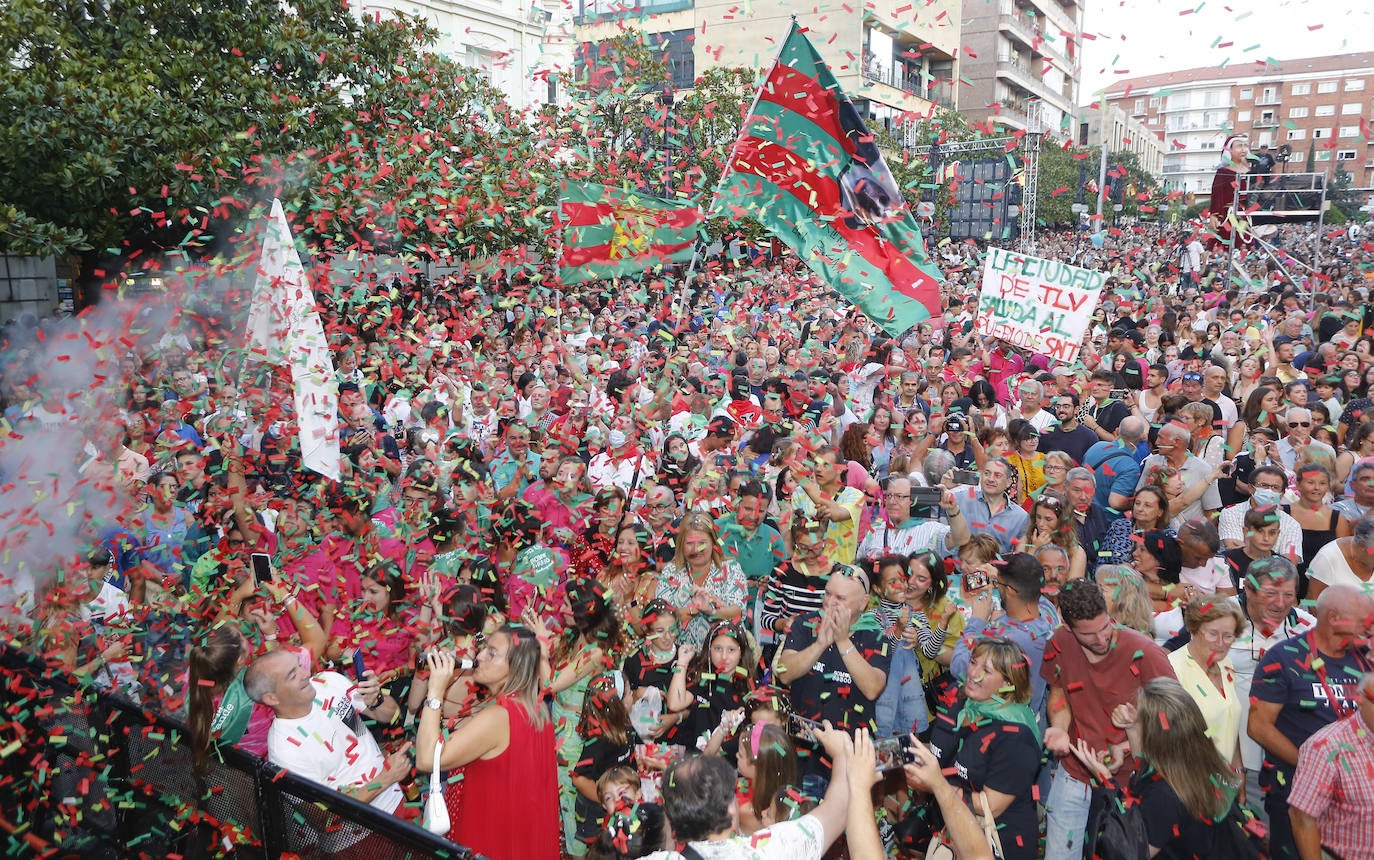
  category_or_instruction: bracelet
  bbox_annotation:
[282,594,298,609]
[672,665,686,674]
[368,693,385,710]
[839,644,856,657]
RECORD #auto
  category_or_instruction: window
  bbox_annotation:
[1288,151,1304,162]
[1338,150,1358,160]
[1149,96,1159,107]
[1133,98,1144,114]
[1347,79,1366,91]
[1316,104,1336,117]
[1340,126,1361,138]
[1288,128,1306,140]
[1240,88,1253,100]
[1260,86,1278,103]
[1343,103,1362,115]
[1289,106,1309,118]
[1316,150,1331,161]
[1292,83,1311,95]
[1313,128,1330,139]
[1261,109,1277,123]
[1237,110,1251,122]
[1318,81,1338,94]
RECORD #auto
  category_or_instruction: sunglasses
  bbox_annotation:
[1288,421,1312,428]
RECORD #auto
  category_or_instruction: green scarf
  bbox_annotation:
[958,696,1042,746]
[209,671,254,745]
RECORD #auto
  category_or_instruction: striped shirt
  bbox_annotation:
[760,561,850,635]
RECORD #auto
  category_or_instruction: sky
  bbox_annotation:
[1078,0,1372,98]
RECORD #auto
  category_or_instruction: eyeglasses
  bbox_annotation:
[1200,630,1238,644]
[795,541,825,555]
[884,492,911,500]
[1287,421,1311,428]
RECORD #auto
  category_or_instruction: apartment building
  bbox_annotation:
[351,0,574,111]
[956,0,1085,136]
[1106,53,1374,196]
[1079,103,1166,178]
[572,0,962,140]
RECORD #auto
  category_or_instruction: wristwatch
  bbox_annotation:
[424,697,443,711]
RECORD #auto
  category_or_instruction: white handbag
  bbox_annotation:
[422,740,451,837]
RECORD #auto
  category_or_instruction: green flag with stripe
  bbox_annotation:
[711,21,944,336]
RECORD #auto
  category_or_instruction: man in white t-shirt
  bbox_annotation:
[645,726,852,860]
[245,651,411,851]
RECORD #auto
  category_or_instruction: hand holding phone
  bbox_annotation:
[251,552,274,583]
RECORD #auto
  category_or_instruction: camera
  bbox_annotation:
[950,469,979,486]
[945,415,966,434]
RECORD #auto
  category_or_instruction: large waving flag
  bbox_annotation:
[244,198,341,480]
[558,182,704,284]
[711,21,944,336]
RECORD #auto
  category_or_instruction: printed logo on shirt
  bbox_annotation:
[1309,681,1357,712]
[813,662,854,685]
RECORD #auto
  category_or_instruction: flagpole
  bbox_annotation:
[674,15,799,330]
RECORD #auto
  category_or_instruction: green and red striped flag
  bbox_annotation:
[558,182,704,284]
[711,21,944,336]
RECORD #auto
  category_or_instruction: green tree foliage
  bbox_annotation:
[0,0,526,298]
[1033,138,1161,227]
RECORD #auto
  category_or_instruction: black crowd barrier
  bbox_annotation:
[0,646,481,859]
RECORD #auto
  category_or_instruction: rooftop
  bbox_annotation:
[1103,51,1374,98]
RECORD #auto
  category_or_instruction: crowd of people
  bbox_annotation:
[2,219,1374,860]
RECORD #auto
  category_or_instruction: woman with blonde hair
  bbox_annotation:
[1180,401,1225,467]
[1073,678,1251,857]
[418,627,560,857]
[655,512,746,649]
[909,637,1042,860]
[1094,565,1155,638]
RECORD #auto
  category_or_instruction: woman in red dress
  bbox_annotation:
[417,626,559,859]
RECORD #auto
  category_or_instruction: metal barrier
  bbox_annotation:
[0,646,481,859]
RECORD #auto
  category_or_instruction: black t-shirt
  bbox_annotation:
[952,721,1043,860]
[572,735,635,841]
[667,679,743,749]
[1222,548,1273,590]
[1086,398,1131,434]
[1133,767,1243,860]
[926,701,1042,860]
[781,613,892,732]
[1039,424,1101,466]
[623,649,674,696]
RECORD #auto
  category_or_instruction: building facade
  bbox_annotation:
[571,0,962,140]
[956,0,1084,136]
[1106,53,1374,197]
[1079,103,1166,178]
[351,0,575,112]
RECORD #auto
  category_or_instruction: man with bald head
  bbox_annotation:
[1248,584,1374,859]
[1083,415,1147,518]
[1135,420,1222,522]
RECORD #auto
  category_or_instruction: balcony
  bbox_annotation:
[995,57,1067,109]
[998,13,1073,68]
[1252,117,1280,128]
[574,0,692,25]
[859,50,955,109]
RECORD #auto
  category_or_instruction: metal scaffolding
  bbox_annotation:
[907,100,1045,253]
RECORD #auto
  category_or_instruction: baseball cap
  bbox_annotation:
[1052,366,1075,378]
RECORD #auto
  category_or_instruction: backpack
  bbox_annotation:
[1083,787,1149,860]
